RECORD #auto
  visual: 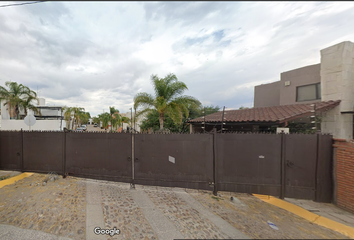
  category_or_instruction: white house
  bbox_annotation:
[0,98,67,131]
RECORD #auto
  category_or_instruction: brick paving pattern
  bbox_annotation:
[189,190,349,239]
[144,187,231,239]
[100,183,158,240]
[0,173,86,240]
[0,173,351,240]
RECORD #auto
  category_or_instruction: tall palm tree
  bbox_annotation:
[119,115,131,131]
[0,81,39,119]
[20,94,41,117]
[109,106,119,131]
[110,113,121,131]
[98,112,111,130]
[134,73,201,130]
[63,106,73,129]
[71,107,85,129]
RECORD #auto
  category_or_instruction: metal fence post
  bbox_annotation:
[280,132,286,199]
[314,133,320,201]
[62,129,67,178]
[213,128,218,196]
[20,129,24,172]
[131,130,135,189]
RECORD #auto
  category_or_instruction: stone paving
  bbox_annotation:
[0,173,86,240]
[144,187,230,239]
[189,190,349,239]
[0,171,21,179]
[0,173,351,239]
[99,183,157,240]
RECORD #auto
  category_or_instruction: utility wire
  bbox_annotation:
[0,1,47,8]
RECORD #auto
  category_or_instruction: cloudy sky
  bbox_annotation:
[1,1,354,117]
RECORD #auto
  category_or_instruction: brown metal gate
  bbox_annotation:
[66,132,132,183]
[0,131,22,171]
[216,133,282,196]
[0,130,333,202]
[23,131,64,174]
[134,133,214,190]
[284,134,317,200]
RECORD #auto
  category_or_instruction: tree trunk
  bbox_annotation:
[15,104,20,119]
[159,112,164,130]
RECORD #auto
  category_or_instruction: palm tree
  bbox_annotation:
[134,73,201,130]
[63,106,73,129]
[20,94,41,117]
[0,81,39,119]
[121,116,131,131]
[109,106,119,131]
[98,112,110,130]
[92,116,100,125]
[110,113,121,131]
[71,107,85,129]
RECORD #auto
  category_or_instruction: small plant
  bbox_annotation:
[0,175,10,181]
[211,195,224,201]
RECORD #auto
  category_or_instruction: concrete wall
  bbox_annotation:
[254,81,280,107]
[321,41,354,139]
[1,119,66,131]
[279,63,321,105]
[254,64,321,107]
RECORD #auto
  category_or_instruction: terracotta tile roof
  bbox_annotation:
[189,100,341,123]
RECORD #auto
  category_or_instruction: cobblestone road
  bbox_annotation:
[0,173,350,239]
[0,174,86,240]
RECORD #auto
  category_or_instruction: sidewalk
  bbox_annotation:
[285,197,354,229]
[0,172,352,239]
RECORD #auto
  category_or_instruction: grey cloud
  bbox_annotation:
[24,1,72,28]
[143,2,238,26]
[172,29,231,54]
[212,30,225,42]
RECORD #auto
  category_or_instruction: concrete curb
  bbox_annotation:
[0,172,34,189]
[253,194,354,239]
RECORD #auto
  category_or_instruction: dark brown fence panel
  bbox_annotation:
[284,134,317,200]
[66,132,132,183]
[315,134,333,202]
[0,131,22,171]
[134,133,214,190]
[23,131,64,174]
[216,133,282,196]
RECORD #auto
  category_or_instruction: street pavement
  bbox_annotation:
[0,172,352,239]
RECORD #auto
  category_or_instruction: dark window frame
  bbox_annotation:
[296,83,321,102]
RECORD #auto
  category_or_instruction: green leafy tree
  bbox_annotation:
[0,81,39,119]
[134,73,201,130]
[98,112,111,130]
[139,104,219,133]
[20,94,41,117]
[71,107,85,129]
[92,116,100,125]
[62,106,86,129]
[109,106,119,131]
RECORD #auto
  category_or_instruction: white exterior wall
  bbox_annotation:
[1,120,66,131]
[1,101,11,120]
[321,41,354,139]
[120,111,144,132]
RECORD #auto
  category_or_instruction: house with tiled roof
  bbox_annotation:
[189,41,354,140]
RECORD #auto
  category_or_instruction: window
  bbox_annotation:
[296,83,321,102]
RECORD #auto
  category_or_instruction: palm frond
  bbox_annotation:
[134,92,154,109]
